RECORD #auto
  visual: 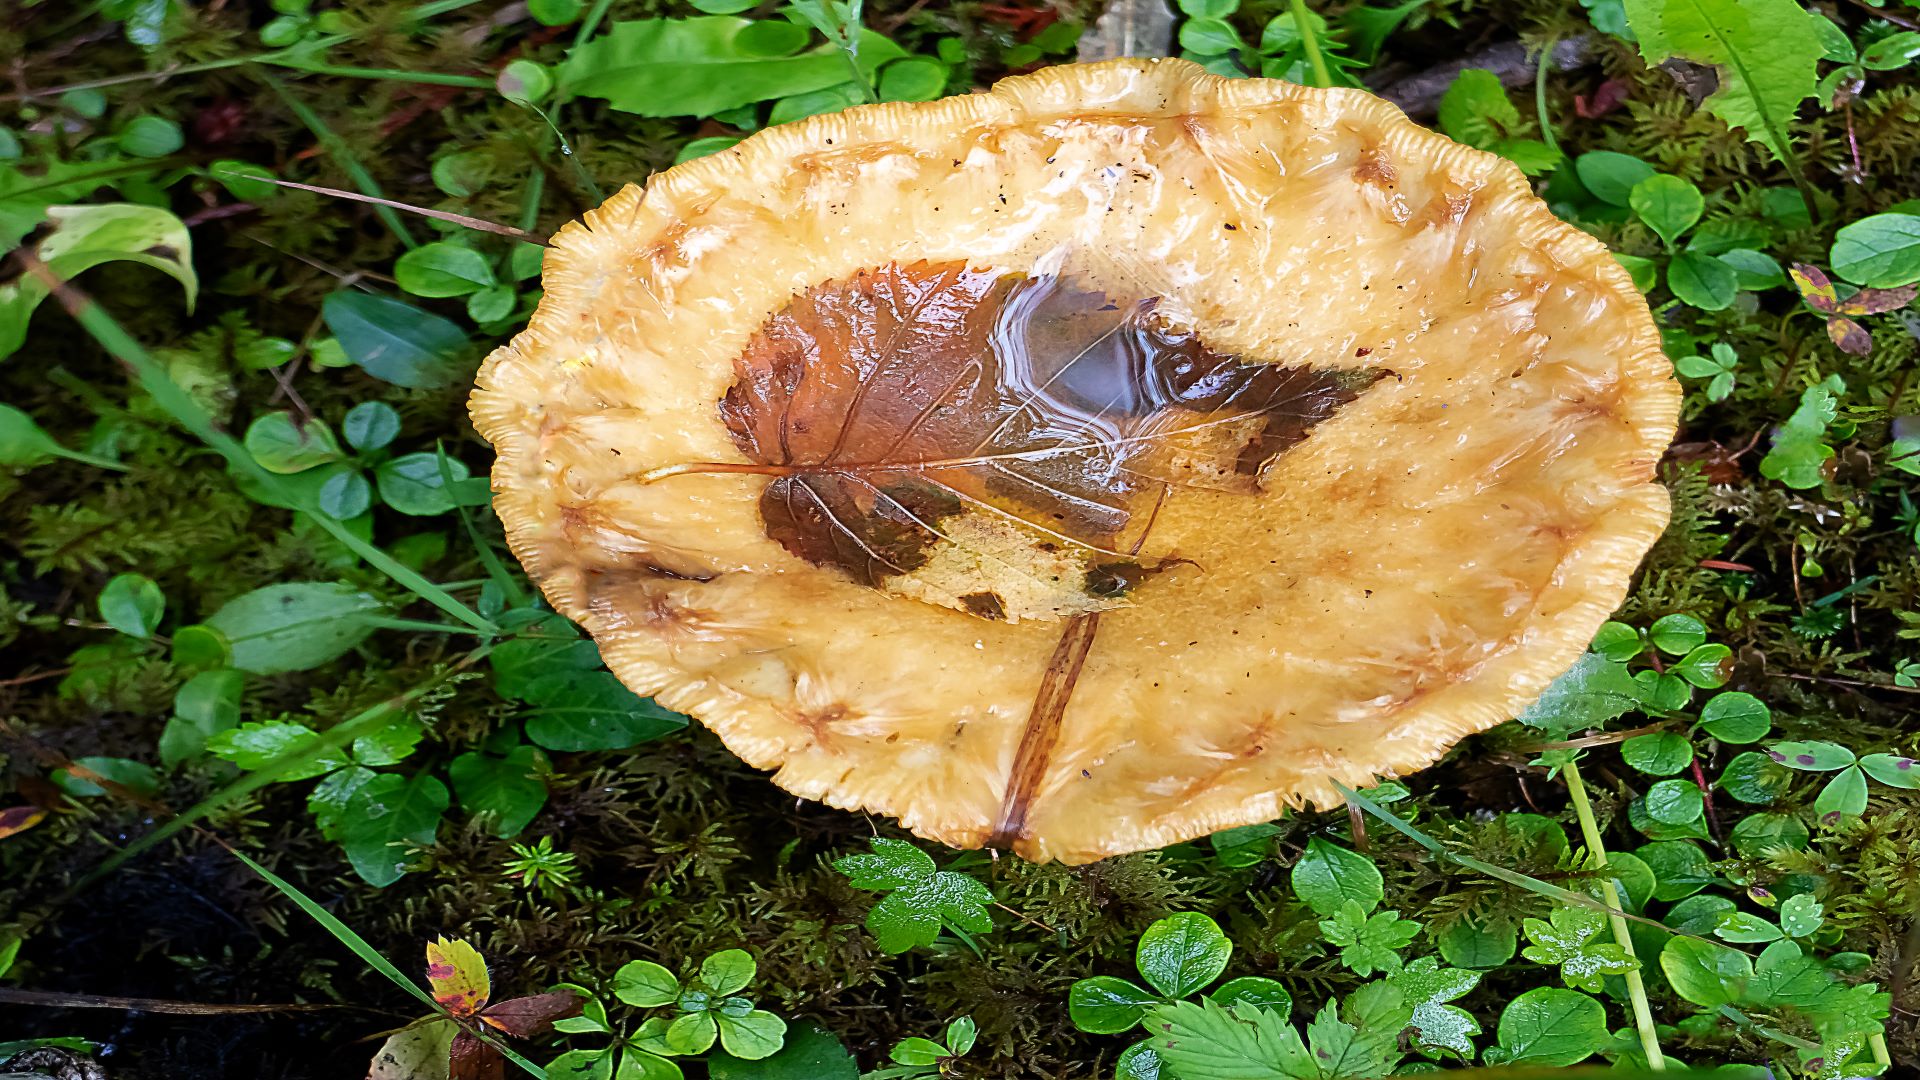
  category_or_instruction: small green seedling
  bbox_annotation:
[862,1016,977,1079]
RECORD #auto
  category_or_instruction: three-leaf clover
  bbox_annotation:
[1674,342,1740,402]
[1521,904,1639,992]
[834,838,994,953]
[1317,899,1422,976]
[553,949,787,1078]
[1790,262,1917,356]
[1768,740,1919,822]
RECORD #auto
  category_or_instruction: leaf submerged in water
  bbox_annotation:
[682,261,1382,622]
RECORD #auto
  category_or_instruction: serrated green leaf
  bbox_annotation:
[1517,652,1643,738]
[448,744,548,838]
[1142,998,1313,1079]
[1621,0,1822,162]
[833,837,992,953]
[339,770,448,887]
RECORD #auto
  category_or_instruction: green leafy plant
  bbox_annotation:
[1067,911,1290,1078]
[862,1016,975,1079]
[1172,0,1369,86]
[833,837,995,954]
[1438,68,1561,174]
[1760,375,1847,490]
[1620,0,1823,214]
[1766,741,1920,822]
[551,949,789,1078]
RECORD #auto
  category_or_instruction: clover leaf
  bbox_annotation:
[833,837,993,953]
[1521,904,1639,992]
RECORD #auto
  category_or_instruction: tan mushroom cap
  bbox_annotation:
[470,58,1679,865]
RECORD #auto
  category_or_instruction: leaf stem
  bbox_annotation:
[1289,0,1332,89]
[1564,760,1665,1071]
[50,445,130,472]
[1535,38,1561,158]
[1870,1032,1893,1067]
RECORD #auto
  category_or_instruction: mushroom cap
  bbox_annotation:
[470,58,1679,864]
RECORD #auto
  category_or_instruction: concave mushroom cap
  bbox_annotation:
[471,58,1678,865]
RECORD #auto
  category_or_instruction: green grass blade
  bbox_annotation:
[261,73,419,248]
[258,59,495,88]
[1335,781,1733,948]
[26,257,497,634]
[232,849,442,1012]
[439,441,528,610]
[229,851,550,1077]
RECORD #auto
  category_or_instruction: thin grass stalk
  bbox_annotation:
[20,253,497,634]
[259,59,497,88]
[232,850,548,1078]
[1289,0,1333,89]
[262,73,420,249]
[1564,760,1666,1071]
[1536,38,1561,158]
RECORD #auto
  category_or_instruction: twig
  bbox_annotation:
[1779,672,1920,695]
[0,987,336,1014]
[217,172,547,244]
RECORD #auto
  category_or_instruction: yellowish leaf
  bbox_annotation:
[425,937,490,1017]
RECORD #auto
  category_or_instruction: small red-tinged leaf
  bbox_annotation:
[1827,315,1873,355]
[426,937,490,1018]
[1575,78,1630,119]
[449,1029,505,1080]
[0,805,48,840]
[1791,263,1839,312]
[1836,283,1919,316]
[478,990,584,1038]
[367,1018,456,1080]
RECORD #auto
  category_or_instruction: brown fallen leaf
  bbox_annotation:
[683,261,1379,622]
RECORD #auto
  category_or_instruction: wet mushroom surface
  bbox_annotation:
[472,57,1680,864]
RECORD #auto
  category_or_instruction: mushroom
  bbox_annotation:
[470,58,1679,864]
